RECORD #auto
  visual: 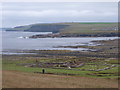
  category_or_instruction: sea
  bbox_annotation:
[0,29,118,55]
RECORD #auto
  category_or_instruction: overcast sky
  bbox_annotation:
[1,2,118,28]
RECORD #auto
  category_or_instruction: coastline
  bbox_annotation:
[2,37,118,55]
[2,38,118,58]
[29,32,118,38]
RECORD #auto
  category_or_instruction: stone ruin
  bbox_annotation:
[17,61,85,69]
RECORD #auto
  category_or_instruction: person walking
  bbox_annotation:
[42,68,45,74]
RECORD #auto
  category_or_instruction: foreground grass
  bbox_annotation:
[2,70,118,88]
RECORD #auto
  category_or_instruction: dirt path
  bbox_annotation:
[2,70,118,88]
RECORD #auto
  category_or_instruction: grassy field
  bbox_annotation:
[2,70,118,88]
[59,23,118,34]
[2,56,119,79]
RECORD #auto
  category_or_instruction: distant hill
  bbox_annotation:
[6,22,118,34]
[0,28,11,31]
[6,23,69,33]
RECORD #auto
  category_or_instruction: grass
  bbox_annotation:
[2,70,118,88]
[60,23,117,34]
[3,63,95,77]
[6,22,118,34]
[2,56,119,88]
[2,58,119,79]
[76,64,107,70]
[106,59,119,64]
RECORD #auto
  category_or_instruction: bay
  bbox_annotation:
[1,31,118,54]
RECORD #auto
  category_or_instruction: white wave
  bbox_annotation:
[24,36,29,39]
[18,36,24,39]
[18,36,29,39]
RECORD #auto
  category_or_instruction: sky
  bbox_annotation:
[1,2,118,28]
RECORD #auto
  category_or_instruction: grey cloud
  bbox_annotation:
[1,2,118,27]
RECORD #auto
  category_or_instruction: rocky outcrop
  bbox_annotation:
[29,32,118,38]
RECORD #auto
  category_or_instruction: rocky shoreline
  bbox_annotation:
[29,32,118,38]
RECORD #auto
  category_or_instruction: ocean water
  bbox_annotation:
[1,30,118,54]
